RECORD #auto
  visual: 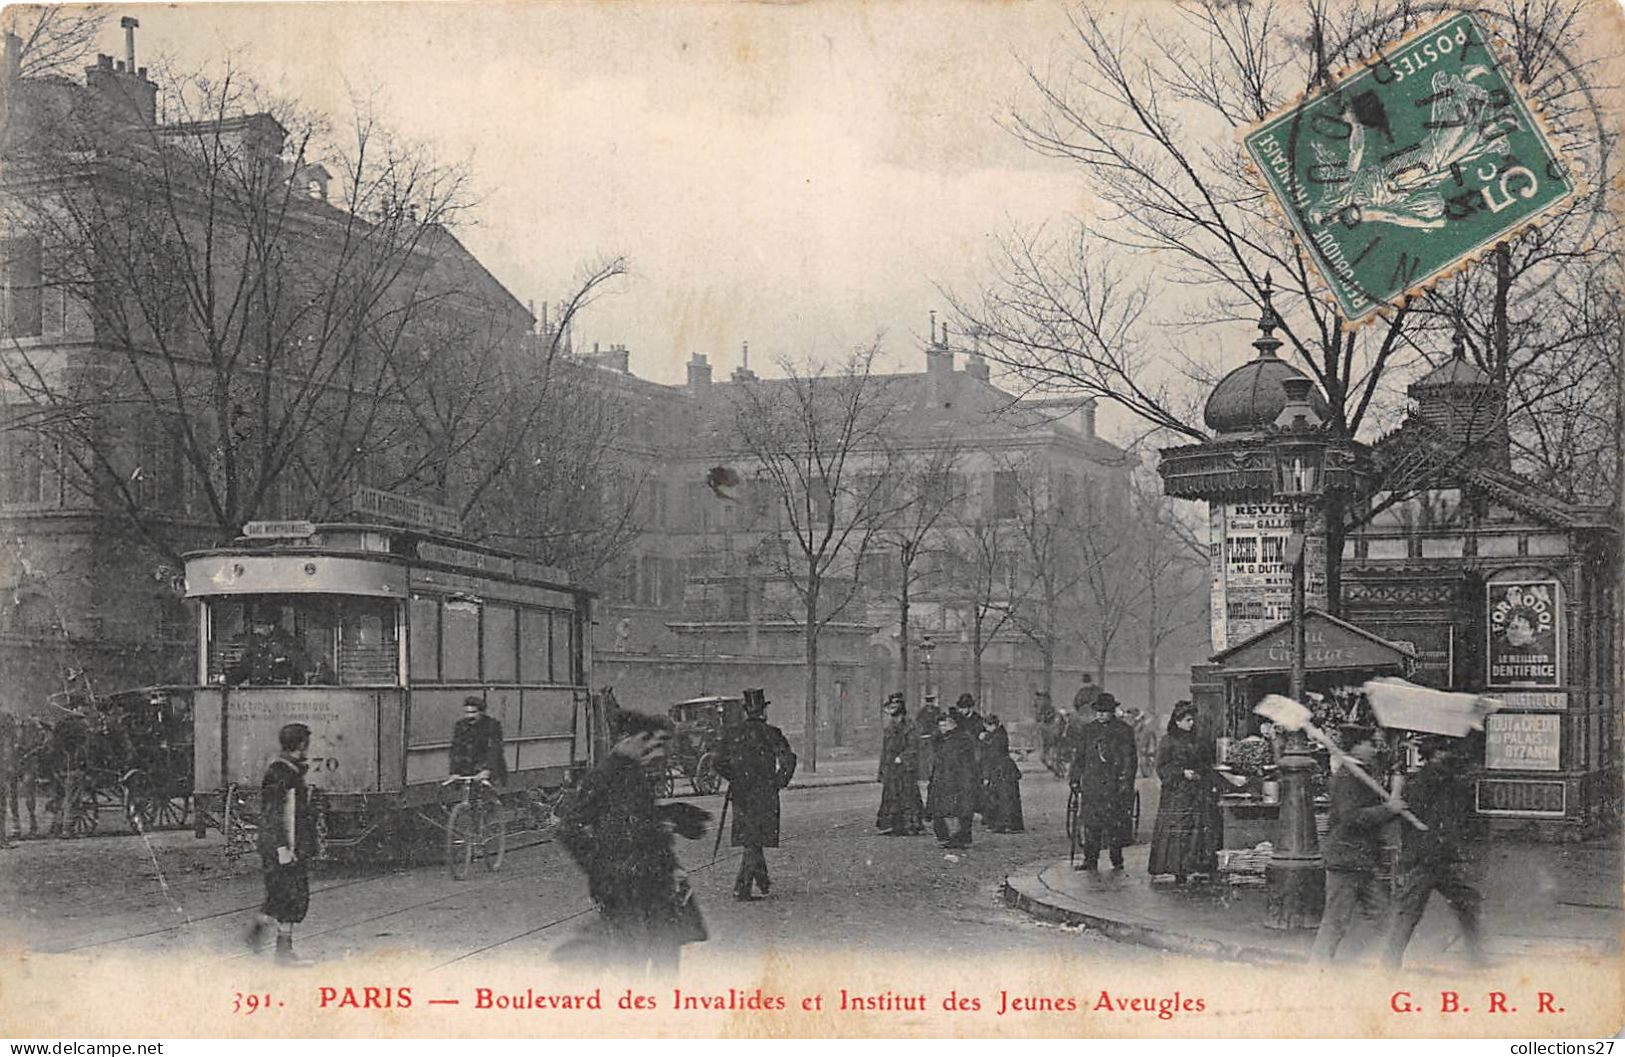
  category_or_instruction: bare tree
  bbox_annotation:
[729,345,898,771]
[1,56,628,573]
[1122,468,1209,716]
[3,7,105,80]
[950,0,1619,597]
[874,442,964,703]
[942,462,1034,703]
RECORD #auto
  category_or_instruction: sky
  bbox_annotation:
[84,2,1096,386]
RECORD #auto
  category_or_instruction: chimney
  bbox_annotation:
[121,16,139,71]
[731,340,757,382]
[608,343,630,373]
[4,32,21,84]
[687,352,712,387]
[1079,399,1096,437]
[963,353,990,383]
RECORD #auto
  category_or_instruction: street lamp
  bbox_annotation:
[919,634,936,708]
[1267,375,1329,929]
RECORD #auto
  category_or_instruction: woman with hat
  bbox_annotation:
[875,693,924,836]
[978,714,1024,834]
[1147,702,1219,884]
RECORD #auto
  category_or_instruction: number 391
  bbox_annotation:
[233,992,274,1014]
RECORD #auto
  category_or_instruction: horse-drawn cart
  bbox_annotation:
[661,695,740,796]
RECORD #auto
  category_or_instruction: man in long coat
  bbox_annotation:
[913,695,943,788]
[1070,691,1137,870]
[876,693,924,836]
[927,711,981,848]
[713,688,797,900]
[556,709,709,974]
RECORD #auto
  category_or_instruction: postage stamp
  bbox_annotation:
[1243,11,1579,324]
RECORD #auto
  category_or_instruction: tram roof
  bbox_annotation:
[182,521,593,596]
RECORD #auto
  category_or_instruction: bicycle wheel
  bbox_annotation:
[446,801,476,881]
[483,802,507,873]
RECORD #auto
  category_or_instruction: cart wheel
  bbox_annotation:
[446,801,477,880]
[70,789,98,837]
[484,803,507,873]
[692,752,722,796]
[161,795,190,829]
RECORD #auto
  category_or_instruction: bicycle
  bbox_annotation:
[442,775,506,880]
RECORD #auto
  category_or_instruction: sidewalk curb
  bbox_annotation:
[1001,862,1306,967]
[789,777,877,790]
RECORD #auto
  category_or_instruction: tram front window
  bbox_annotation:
[209,596,399,687]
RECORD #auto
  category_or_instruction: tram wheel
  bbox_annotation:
[446,801,476,881]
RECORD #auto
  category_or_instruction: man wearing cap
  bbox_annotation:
[1312,726,1405,962]
[450,695,508,786]
[1069,690,1137,870]
[246,722,319,964]
[713,689,797,900]
[1381,735,1485,968]
[876,693,924,836]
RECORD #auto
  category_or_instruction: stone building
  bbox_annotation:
[587,326,1207,752]
[0,30,534,713]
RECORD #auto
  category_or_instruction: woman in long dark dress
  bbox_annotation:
[875,694,924,835]
[1147,701,1220,884]
[978,714,1024,833]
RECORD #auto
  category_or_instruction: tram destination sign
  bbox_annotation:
[350,486,463,536]
[242,520,315,538]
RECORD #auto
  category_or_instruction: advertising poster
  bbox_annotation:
[1486,580,1563,688]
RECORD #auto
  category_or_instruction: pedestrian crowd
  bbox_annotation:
[236,681,1485,975]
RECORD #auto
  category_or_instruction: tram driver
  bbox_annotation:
[226,613,314,687]
[450,695,508,786]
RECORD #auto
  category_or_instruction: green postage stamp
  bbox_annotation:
[1243,11,1578,324]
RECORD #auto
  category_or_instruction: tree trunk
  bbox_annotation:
[804,578,820,773]
[1147,642,1159,720]
[899,567,911,702]
[1041,632,1055,706]
[972,616,984,701]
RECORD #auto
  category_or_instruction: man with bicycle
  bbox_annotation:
[450,695,508,786]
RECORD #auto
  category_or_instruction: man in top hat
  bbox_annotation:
[713,688,797,900]
[1069,689,1137,870]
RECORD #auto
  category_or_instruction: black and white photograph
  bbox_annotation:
[0,0,1620,1040]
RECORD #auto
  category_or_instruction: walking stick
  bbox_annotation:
[712,786,731,860]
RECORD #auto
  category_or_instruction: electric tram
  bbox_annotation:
[183,512,606,857]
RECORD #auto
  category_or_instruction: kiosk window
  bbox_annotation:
[409,595,439,681]
[519,608,550,684]
[483,604,517,683]
[441,599,480,681]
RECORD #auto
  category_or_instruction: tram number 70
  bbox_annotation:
[305,756,341,773]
